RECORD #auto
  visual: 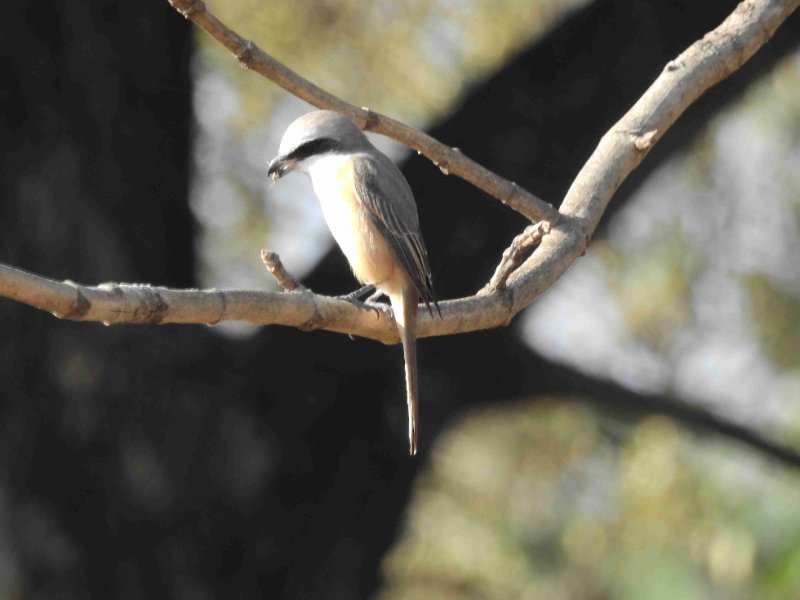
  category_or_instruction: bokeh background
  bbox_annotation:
[1,0,800,598]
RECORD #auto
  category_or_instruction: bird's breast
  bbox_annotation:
[306,155,396,288]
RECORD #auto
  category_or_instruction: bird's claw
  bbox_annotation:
[339,285,385,318]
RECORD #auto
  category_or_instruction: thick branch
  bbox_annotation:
[2,0,797,345]
[0,262,400,340]
[166,0,557,223]
[0,261,504,344]
[507,0,799,307]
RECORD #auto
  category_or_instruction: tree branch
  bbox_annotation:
[506,0,799,310]
[166,0,558,224]
[2,0,797,345]
[540,357,800,470]
[261,250,305,292]
[480,221,551,295]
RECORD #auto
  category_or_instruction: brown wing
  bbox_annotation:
[352,154,438,315]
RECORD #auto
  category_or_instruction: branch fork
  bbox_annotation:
[0,0,795,347]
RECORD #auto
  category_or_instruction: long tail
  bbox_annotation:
[392,287,419,455]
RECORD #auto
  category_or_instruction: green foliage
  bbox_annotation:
[379,400,800,600]
[742,273,800,372]
[597,235,699,354]
[201,0,589,126]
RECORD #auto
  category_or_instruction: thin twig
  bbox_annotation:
[480,221,552,294]
[261,250,305,292]
[166,0,557,224]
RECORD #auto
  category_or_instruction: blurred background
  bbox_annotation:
[1,0,800,598]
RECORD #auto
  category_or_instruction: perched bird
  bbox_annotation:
[267,110,438,455]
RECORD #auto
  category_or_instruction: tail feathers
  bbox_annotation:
[393,288,419,456]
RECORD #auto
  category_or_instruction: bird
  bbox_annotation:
[267,110,438,455]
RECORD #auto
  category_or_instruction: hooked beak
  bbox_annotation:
[267,154,295,182]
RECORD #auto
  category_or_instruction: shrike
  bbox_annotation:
[267,110,438,455]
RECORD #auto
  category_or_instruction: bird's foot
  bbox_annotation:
[339,285,386,318]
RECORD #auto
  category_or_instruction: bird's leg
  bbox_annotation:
[340,284,376,301]
[339,283,386,318]
[362,288,390,317]
[365,288,385,304]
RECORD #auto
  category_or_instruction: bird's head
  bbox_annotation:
[267,110,371,181]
